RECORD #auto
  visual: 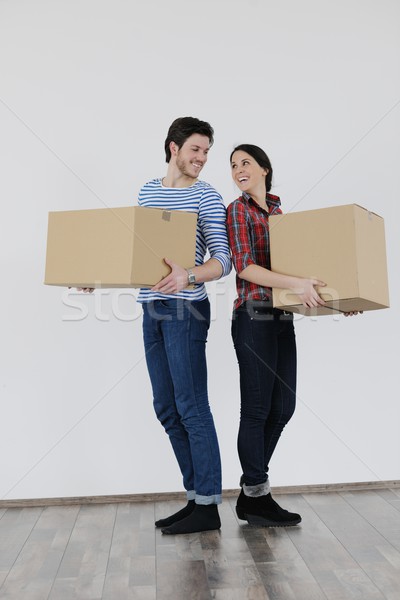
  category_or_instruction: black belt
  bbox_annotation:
[235,301,293,318]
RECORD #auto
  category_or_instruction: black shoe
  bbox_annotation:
[161,503,221,535]
[236,489,301,527]
[155,500,195,528]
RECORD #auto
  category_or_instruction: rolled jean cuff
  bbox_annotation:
[186,490,196,501]
[243,480,271,497]
[195,493,222,505]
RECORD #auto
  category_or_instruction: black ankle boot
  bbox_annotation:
[155,500,195,528]
[236,489,301,527]
[161,503,221,535]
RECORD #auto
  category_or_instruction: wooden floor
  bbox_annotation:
[1,488,400,599]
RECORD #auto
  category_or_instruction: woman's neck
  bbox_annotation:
[248,191,267,210]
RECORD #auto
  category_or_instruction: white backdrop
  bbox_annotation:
[0,0,399,500]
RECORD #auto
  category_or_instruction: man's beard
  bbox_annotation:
[176,155,202,179]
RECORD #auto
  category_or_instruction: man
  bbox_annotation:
[137,117,231,534]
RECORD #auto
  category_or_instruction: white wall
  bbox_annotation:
[0,0,399,500]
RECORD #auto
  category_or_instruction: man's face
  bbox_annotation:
[174,134,210,179]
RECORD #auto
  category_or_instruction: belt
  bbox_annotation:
[235,301,293,318]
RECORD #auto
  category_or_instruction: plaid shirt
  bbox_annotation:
[227,192,282,310]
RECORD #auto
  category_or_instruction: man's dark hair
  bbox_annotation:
[230,144,273,193]
[164,117,214,163]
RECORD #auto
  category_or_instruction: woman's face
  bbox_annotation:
[230,150,268,196]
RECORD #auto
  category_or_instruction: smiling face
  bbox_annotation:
[230,150,268,199]
[171,133,210,181]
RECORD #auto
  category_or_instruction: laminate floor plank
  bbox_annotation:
[389,488,400,499]
[228,496,327,600]
[256,561,326,600]
[102,502,156,600]
[48,504,117,600]
[155,500,267,599]
[243,530,313,600]
[285,493,385,599]
[156,558,212,600]
[205,501,271,598]
[0,505,79,600]
[250,492,383,600]
[155,525,226,599]
[305,491,400,599]
[375,489,400,512]
[339,491,400,599]
[1,489,400,599]
[210,587,270,600]
[155,499,212,599]
[0,507,43,588]
[340,490,400,549]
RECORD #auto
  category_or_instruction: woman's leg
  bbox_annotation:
[232,307,300,526]
[263,316,297,473]
[232,308,278,486]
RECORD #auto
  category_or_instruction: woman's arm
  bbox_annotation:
[227,200,325,308]
[238,264,326,309]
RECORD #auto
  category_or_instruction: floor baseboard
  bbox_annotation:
[1,480,399,508]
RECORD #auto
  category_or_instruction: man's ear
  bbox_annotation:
[170,141,179,157]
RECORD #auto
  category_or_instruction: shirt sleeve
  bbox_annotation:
[137,183,146,206]
[198,187,232,278]
[226,200,256,274]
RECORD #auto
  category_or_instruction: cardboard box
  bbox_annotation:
[44,206,197,288]
[270,204,390,316]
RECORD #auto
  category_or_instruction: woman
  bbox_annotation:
[227,144,326,527]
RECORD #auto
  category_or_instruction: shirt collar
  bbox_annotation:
[242,191,281,213]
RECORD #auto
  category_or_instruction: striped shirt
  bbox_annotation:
[137,178,231,303]
[227,192,282,310]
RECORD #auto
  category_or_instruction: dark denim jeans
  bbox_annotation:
[142,298,221,504]
[231,301,297,487]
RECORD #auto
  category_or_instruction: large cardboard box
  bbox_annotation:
[44,206,197,288]
[270,204,390,316]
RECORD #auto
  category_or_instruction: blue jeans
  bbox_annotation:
[142,298,222,504]
[231,301,297,487]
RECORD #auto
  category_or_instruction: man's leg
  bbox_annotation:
[160,299,221,534]
[142,301,196,527]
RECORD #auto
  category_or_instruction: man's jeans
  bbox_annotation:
[231,301,297,487]
[142,298,221,505]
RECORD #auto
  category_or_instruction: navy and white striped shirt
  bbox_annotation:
[137,178,231,303]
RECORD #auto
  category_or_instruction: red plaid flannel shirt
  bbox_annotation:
[227,192,282,310]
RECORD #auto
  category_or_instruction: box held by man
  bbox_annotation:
[44,206,197,288]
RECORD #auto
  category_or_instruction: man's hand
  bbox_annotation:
[151,258,189,294]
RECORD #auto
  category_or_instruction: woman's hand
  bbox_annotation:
[344,311,363,317]
[290,278,326,308]
[69,287,94,293]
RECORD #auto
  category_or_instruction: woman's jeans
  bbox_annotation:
[142,298,221,505]
[231,301,297,487]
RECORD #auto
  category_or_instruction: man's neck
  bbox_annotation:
[162,164,197,188]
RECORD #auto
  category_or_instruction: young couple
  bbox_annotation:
[139,116,329,535]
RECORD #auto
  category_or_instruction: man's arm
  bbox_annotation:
[151,187,231,294]
[151,257,222,295]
